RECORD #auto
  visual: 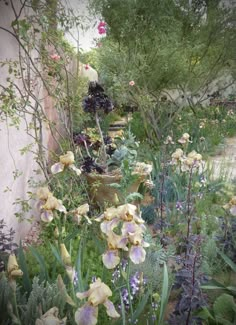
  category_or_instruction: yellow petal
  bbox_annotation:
[60,151,75,166]
[43,196,60,211]
[88,279,112,306]
[11,269,23,277]
[75,203,89,216]
[37,187,51,200]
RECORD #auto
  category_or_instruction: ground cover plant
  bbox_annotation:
[0,0,236,325]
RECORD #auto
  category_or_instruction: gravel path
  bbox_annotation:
[209,137,236,181]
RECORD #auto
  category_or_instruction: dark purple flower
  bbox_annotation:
[81,157,105,174]
[83,82,114,114]
[91,140,101,151]
[73,133,91,147]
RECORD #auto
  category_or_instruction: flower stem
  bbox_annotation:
[95,111,107,170]
[186,167,193,242]
[126,260,134,317]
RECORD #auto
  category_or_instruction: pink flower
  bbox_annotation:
[98,21,106,28]
[98,27,106,35]
[129,80,135,86]
[85,64,90,70]
[50,53,61,61]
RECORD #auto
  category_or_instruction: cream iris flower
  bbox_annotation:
[96,204,149,269]
[171,149,204,173]
[51,151,81,175]
[178,133,192,144]
[75,278,119,325]
[36,187,66,223]
[71,203,91,225]
[35,307,66,325]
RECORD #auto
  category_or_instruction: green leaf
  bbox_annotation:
[64,227,80,242]
[226,286,236,294]
[126,192,143,202]
[11,20,18,27]
[28,245,49,282]
[197,307,215,321]
[213,293,236,323]
[217,250,236,273]
[120,291,126,325]
[18,242,32,295]
[109,183,122,189]
[49,243,63,266]
[201,279,227,290]
[131,291,150,323]
[76,238,84,292]
[158,262,170,324]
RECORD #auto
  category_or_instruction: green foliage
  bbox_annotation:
[21,277,66,325]
[200,252,236,324]
[129,112,148,143]
[108,130,139,168]
[213,294,236,324]
[199,293,236,325]
[158,262,170,325]
[24,244,65,281]
[0,274,67,325]
[201,237,224,276]
[0,274,14,325]
[89,0,236,142]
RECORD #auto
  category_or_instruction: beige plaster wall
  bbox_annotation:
[0,2,46,242]
[0,2,98,243]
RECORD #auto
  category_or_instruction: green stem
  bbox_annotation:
[11,281,22,325]
[126,260,134,317]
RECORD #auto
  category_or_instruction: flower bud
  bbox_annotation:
[54,227,59,239]
[60,244,72,266]
[114,194,119,206]
[7,254,23,279]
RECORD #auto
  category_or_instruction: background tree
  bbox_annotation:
[90,0,236,143]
